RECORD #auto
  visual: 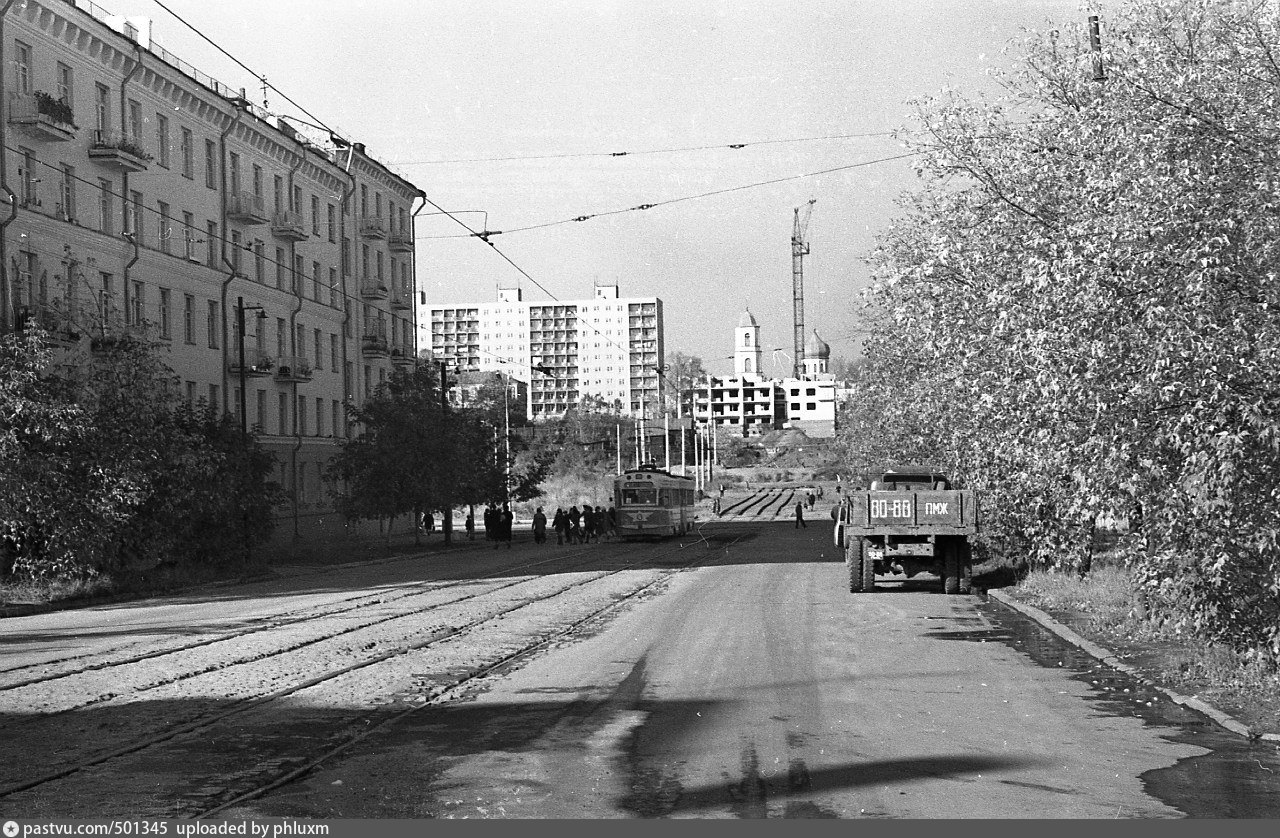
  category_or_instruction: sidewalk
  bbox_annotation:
[988,588,1280,743]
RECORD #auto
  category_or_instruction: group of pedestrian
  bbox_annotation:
[550,504,616,544]
[482,504,514,549]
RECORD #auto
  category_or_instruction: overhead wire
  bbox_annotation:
[415,150,926,240]
[391,129,915,166]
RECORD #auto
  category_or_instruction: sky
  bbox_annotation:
[132,0,1085,376]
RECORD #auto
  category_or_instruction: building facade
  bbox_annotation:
[0,0,424,545]
[691,313,838,439]
[424,283,663,421]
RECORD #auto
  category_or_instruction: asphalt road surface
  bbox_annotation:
[3,520,1278,819]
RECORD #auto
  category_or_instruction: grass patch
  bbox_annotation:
[1012,564,1136,632]
[0,574,118,607]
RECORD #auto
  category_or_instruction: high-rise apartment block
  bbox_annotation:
[424,284,663,420]
[1,0,423,543]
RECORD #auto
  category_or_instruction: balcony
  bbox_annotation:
[9,91,77,141]
[361,332,389,358]
[390,346,415,368]
[274,355,313,382]
[227,192,270,225]
[358,215,387,239]
[388,229,413,252]
[228,347,275,377]
[88,130,152,172]
[271,210,308,241]
[360,278,389,301]
[390,289,412,311]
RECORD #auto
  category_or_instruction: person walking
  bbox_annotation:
[582,504,596,543]
[500,504,514,549]
[533,506,547,545]
[606,505,618,540]
[568,505,582,544]
[553,508,567,545]
[795,501,807,529]
[465,510,476,540]
[483,505,496,542]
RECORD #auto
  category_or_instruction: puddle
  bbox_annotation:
[980,602,1280,817]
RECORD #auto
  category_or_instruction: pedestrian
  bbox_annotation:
[583,504,597,543]
[553,508,567,545]
[606,505,618,540]
[591,506,605,542]
[500,504,513,549]
[817,486,824,500]
[533,506,547,545]
[568,505,582,544]
[483,505,496,542]
[808,491,816,510]
[424,510,435,533]
[795,501,807,529]
[465,510,476,540]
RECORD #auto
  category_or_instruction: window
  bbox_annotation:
[361,244,369,279]
[231,230,243,272]
[329,268,338,307]
[376,250,383,282]
[297,396,307,437]
[180,128,193,178]
[327,204,336,242]
[252,164,263,197]
[360,184,368,216]
[183,294,195,344]
[183,212,196,260]
[205,139,217,189]
[228,152,240,194]
[257,390,266,430]
[186,381,196,408]
[127,99,142,143]
[14,41,30,95]
[95,84,110,132]
[60,165,76,222]
[207,300,220,349]
[98,180,113,235]
[158,288,171,339]
[157,201,171,252]
[273,175,284,213]
[278,393,288,436]
[313,260,322,301]
[332,401,341,438]
[314,329,323,370]
[17,148,35,206]
[341,238,350,276]
[207,221,218,268]
[330,334,339,371]
[311,195,320,235]
[296,324,307,362]
[209,383,220,414]
[315,398,325,436]
[275,247,286,289]
[363,365,371,398]
[254,241,265,283]
[56,63,73,107]
[155,114,169,168]
[125,280,143,327]
[276,318,286,358]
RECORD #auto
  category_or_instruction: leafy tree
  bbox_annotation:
[663,352,706,416]
[841,0,1280,662]
[1,326,279,581]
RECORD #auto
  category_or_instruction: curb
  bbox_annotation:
[987,588,1280,743]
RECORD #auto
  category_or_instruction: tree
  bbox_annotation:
[842,0,1280,662]
[1,326,279,581]
[663,352,707,416]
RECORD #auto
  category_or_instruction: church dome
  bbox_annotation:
[737,309,758,328]
[805,329,830,359]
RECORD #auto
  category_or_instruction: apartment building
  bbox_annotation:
[0,0,424,544]
[424,283,663,420]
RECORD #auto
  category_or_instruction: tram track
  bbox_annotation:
[0,545,618,691]
[0,531,750,815]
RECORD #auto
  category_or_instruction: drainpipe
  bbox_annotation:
[284,147,304,540]
[118,43,143,337]
[217,102,245,415]
[0,0,18,334]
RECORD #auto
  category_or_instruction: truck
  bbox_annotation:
[833,466,979,594]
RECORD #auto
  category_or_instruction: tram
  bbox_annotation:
[613,464,698,539]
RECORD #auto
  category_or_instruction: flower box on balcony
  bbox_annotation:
[88,130,152,172]
[8,91,77,141]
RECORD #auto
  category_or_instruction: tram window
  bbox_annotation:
[622,487,657,505]
[659,489,671,506]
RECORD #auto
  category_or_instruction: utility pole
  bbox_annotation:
[438,360,452,546]
[791,199,816,379]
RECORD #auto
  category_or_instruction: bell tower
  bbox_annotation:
[735,309,763,378]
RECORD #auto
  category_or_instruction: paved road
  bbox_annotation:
[227,523,1277,819]
[5,520,1278,819]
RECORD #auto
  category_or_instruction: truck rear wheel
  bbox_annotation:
[942,541,960,594]
[861,541,875,591]
[957,541,972,594]
[847,538,865,593]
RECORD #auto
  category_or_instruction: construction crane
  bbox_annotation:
[791,199,816,379]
